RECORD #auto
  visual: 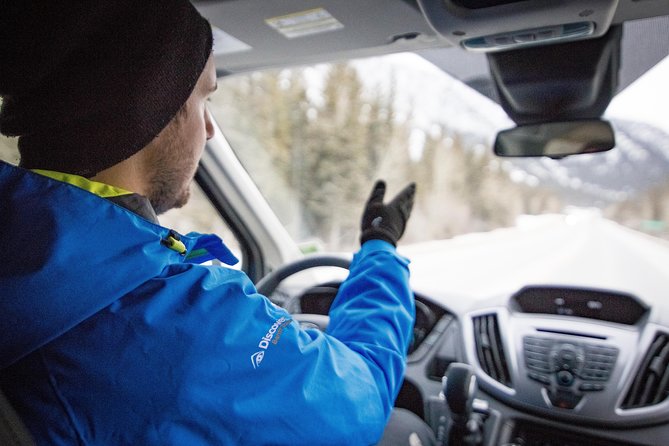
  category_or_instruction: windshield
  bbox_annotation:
[208,53,669,253]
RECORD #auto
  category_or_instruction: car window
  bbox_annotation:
[0,98,19,164]
[208,53,669,253]
[0,135,19,165]
[160,182,242,268]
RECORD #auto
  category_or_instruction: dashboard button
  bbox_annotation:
[581,369,610,381]
[513,33,536,43]
[536,30,554,40]
[579,383,605,392]
[525,357,552,371]
[528,372,551,385]
[493,36,513,46]
[557,370,575,386]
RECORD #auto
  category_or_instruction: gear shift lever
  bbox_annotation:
[443,363,488,446]
[426,363,501,446]
[444,363,477,424]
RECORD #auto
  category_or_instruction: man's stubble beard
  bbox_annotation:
[144,124,198,215]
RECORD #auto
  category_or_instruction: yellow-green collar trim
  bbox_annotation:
[31,169,132,198]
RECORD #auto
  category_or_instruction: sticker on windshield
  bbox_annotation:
[265,8,344,39]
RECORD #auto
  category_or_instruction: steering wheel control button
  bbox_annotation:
[557,370,575,386]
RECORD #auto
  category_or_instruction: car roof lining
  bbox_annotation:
[196,0,438,76]
[195,1,669,100]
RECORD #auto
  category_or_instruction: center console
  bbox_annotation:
[523,336,618,410]
[457,286,664,426]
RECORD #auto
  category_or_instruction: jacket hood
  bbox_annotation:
[0,162,237,369]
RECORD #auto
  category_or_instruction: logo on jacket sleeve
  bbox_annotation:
[251,316,292,369]
[251,351,265,369]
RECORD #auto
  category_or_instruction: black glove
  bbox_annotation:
[360,180,416,247]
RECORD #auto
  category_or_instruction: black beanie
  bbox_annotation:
[0,0,213,177]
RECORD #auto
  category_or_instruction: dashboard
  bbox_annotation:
[284,282,669,446]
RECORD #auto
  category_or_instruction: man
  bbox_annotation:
[0,1,431,444]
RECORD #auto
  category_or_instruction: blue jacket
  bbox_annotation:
[0,161,415,445]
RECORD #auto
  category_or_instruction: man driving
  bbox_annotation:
[0,1,434,445]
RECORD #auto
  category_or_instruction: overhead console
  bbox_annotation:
[416,0,618,51]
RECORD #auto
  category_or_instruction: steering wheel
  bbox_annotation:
[256,253,434,351]
[255,254,352,331]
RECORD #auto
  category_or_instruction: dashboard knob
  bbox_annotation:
[557,370,575,386]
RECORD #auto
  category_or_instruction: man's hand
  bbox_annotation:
[360,180,416,247]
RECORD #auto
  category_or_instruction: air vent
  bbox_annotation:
[472,314,512,387]
[622,333,669,409]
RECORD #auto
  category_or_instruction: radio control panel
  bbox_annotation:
[523,336,619,409]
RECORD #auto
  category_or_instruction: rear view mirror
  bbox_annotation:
[494,119,615,158]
